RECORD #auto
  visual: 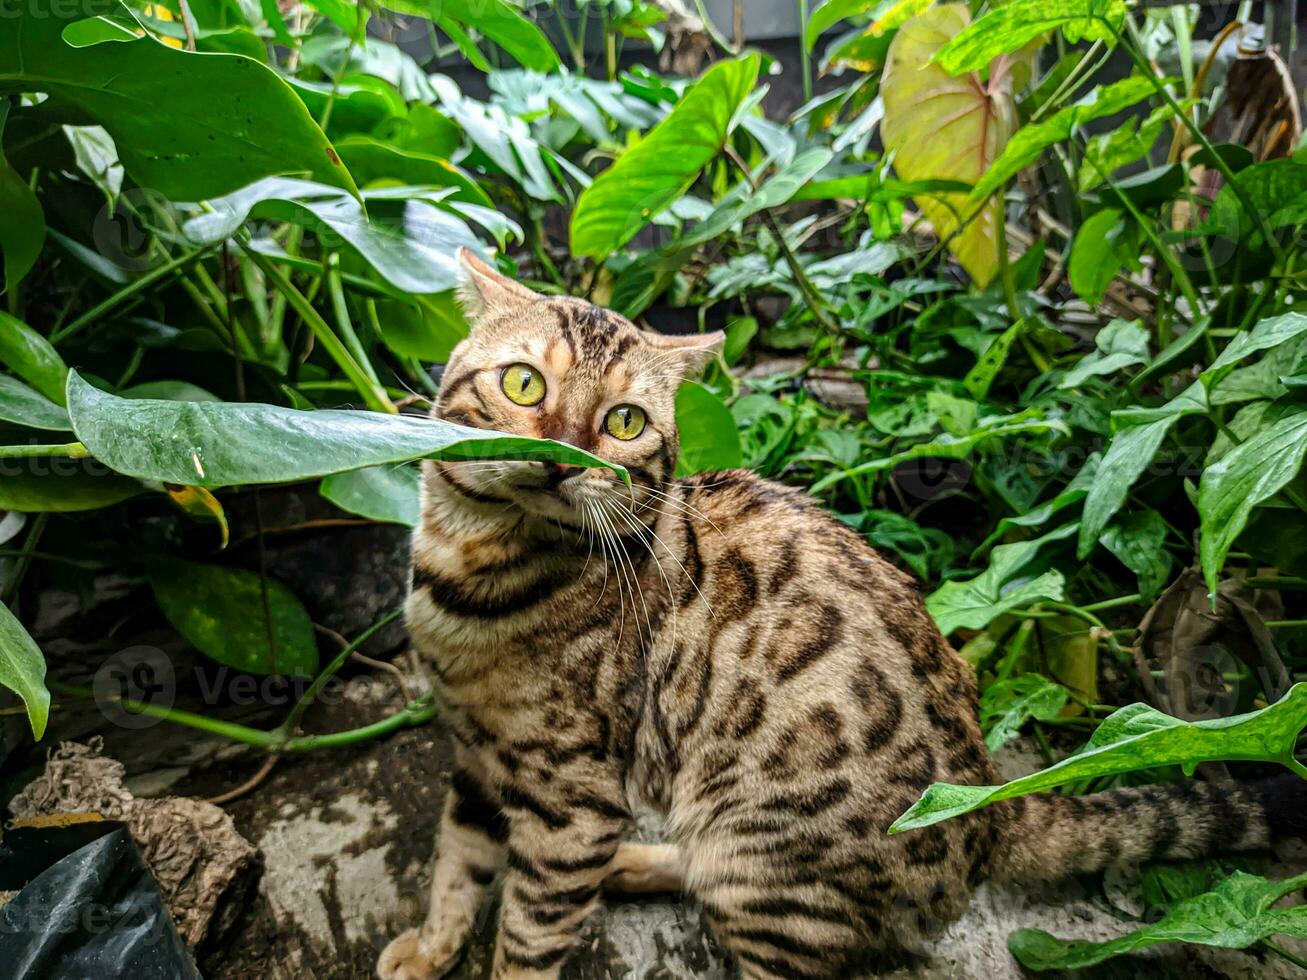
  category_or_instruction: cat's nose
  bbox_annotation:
[543,462,585,485]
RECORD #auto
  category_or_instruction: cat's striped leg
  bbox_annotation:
[378,756,507,980]
[490,779,632,979]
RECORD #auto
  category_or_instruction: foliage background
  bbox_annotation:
[1,0,1307,970]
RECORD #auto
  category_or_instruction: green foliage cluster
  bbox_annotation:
[1,0,1305,968]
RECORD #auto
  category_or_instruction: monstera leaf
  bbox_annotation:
[880,5,1025,286]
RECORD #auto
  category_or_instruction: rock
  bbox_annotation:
[8,739,260,951]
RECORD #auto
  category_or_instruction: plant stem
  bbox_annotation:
[279,608,404,736]
[797,0,812,103]
[51,248,209,343]
[1114,18,1284,267]
[723,145,839,334]
[1081,593,1143,613]
[1266,619,1307,629]
[0,442,91,459]
[1,513,48,602]
[243,245,396,413]
[326,254,382,386]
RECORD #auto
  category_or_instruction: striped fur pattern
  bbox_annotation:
[377,250,1288,980]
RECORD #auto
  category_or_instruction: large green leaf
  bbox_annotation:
[0,313,69,405]
[1009,870,1307,970]
[890,683,1307,833]
[0,375,71,431]
[925,523,1075,635]
[149,558,318,676]
[183,178,480,295]
[0,601,49,739]
[334,135,491,206]
[1199,407,1307,594]
[320,463,420,526]
[0,103,45,288]
[65,372,626,488]
[0,467,142,512]
[1100,508,1171,598]
[970,76,1154,204]
[1076,381,1210,558]
[386,0,559,72]
[0,0,355,199]
[933,0,1127,75]
[881,5,1020,286]
[571,54,760,258]
[675,382,743,476]
[1201,311,1307,390]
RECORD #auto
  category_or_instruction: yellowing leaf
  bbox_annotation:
[166,484,230,548]
[881,5,1022,286]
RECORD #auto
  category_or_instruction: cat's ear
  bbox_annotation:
[455,247,538,323]
[645,330,725,377]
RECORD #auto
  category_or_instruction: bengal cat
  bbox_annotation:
[377,249,1304,980]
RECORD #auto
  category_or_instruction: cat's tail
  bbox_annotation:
[988,774,1307,882]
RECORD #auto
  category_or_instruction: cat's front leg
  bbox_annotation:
[490,778,631,979]
[378,752,507,980]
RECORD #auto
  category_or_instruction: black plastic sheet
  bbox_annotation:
[0,821,200,979]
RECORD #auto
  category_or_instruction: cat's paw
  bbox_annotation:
[376,928,461,980]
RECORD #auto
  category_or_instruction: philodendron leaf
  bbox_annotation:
[933,0,1127,75]
[1199,407,1307,594]
[980,674,1070,751]
[386,0,559,72]
[65,372,627,489]
[1009,870,1307,971]
[0,102,45,288]
[0,0,355,199]
[0,601,50,739]
[676,382,743,476]
[0,468,141,513]
[148,558,317,676]
[1059,317,1148,387]
[890,683,1307,833]
[0,375,71,431]
[320,463,421,526]
[571,53,760,258]
[1067,209,1138,307]
[0,312,69,405]
[925,523,1076,635]
[970,76,1154,204]
[182,179,481,295]
[881,5,1021,286]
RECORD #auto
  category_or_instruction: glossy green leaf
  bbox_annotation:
[1069,206,1140,302]
[1076,380,1210,559]
[320,463,421,526]
[0,375,71,431]
[934,0,1126,75]
[1009,870,1307,970]
[66,372,626,489]
[675,382,743,475]
[808,0,879,44]
[149,558,317,676]
[980,674,1069,751]
[1201,311,1307,390]
[0,0,355,200]
[183,178,480,295]
[926,524,1076,635]
[0,601,49,739]
[971,76,1153,204]
[680,148,834,248]
[334,136,491,206]
[0,467,142,513]
[0,313,69,405]
[1099,508,1170,598]
[1059,317,1148,387]
[373,294,469,362]
[1199,407,1307,594]
[571,54,760,258]
[890,683,1307,833]
[386,0,559,72]
[0,103,45,288]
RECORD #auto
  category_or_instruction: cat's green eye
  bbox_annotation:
[501,364,545,406]
[605,405,646,440]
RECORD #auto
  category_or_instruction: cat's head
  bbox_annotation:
[432,248,722,528]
